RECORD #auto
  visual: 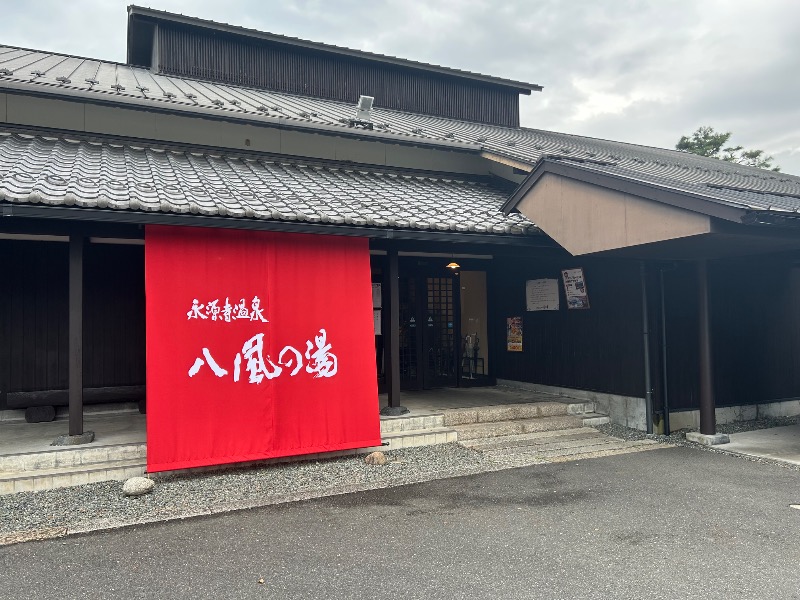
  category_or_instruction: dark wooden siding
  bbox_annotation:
[0,240,145,409]
[156,24,521,127]
[490,257,646,398]
[661,257,800,410]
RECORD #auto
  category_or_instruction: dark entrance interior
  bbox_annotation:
[373,253,492,392]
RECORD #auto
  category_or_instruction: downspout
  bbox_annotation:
[659,265,675,436]
[640,261,654,434]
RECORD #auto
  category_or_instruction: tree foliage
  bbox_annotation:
[676,126,780,172]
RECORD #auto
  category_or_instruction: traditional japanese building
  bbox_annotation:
[2,7,800,472]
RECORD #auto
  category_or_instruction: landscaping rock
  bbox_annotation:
[123,477,155,497]
[364,451,387,466]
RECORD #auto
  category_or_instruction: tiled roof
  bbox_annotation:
[2,44,800,215]
[0,131,535,235]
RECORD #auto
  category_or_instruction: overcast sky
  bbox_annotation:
[2,0,800,174]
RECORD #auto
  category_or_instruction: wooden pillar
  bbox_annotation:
[68,234,84,437]
[640,262,654,434]
[697,259,716,435]
[379,247,408,415]
[385,248,402,407]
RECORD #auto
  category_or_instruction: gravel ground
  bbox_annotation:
[0,444,508,543]
[595,414,800,472]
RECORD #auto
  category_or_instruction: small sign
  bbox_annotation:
[409,316,416,328]
[372,283,382,309]
[427,316,434,327]
[526,278,559,311]
[562,268,590,309]
[506,316,523,352]
[373,309,381,336]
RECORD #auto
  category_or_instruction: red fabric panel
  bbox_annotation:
[145,225,381,472]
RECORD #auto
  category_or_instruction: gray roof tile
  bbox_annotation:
[2,44,800,215]
[0,131,534,235]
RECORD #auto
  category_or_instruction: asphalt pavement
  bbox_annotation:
[2,446,799,600]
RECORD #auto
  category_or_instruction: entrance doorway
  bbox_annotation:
[397,266,489,390]
[398,273,457,389]
[423,275,457,388]
[372,253,493,393]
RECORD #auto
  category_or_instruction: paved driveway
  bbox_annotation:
[2,447,799,600]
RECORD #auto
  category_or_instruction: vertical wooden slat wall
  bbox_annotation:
[490,254,800,411]
[0,240,145,409]
[155,25,521,127]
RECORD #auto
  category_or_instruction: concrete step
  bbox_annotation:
[582,413,611,426]
[376,427,457,451]
[442,401,596,426]
[380,413,445,434]
[0,442,146,473]
[485,436,627,457]
[544,440,663,462]
[452,415,585,440]
[461,428,607,452]
[0,458,146,495]
[461,428,663,463]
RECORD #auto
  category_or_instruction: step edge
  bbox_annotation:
[0,459,147,482]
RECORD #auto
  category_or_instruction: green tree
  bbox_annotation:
[676,126,780,172]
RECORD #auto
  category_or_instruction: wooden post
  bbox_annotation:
[380,247,407,415]
[68,234,84,437]
[697,260,716,435]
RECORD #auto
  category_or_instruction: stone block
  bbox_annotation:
[686,431,730,446]
[51,431,95,446]
[25,406,56,423]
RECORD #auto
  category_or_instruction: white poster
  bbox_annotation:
[372,283,382,309]
[562,268,590,309]
[373,309,382,335]
[526,278,559,311]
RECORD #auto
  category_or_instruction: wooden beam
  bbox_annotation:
[480,151,533,173]
[7,385,146,408]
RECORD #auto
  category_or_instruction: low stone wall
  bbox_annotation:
[497,380,800,432]
[496,379,646,430]
[669,399,800,431]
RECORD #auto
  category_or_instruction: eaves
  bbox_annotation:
[503,158,749,223]
[1,204,550,247]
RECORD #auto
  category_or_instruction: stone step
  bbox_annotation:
[452,415,585,440]
[376,427,457,451]
[461,428,608,452]
[484,436,627,457]
[0,442,147,473]
[582,413,611,426]
[544,440,663,462]
[0,458,146,495]
[462,428,663,463]
[442,402,595,426]
[379,413,445,434]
